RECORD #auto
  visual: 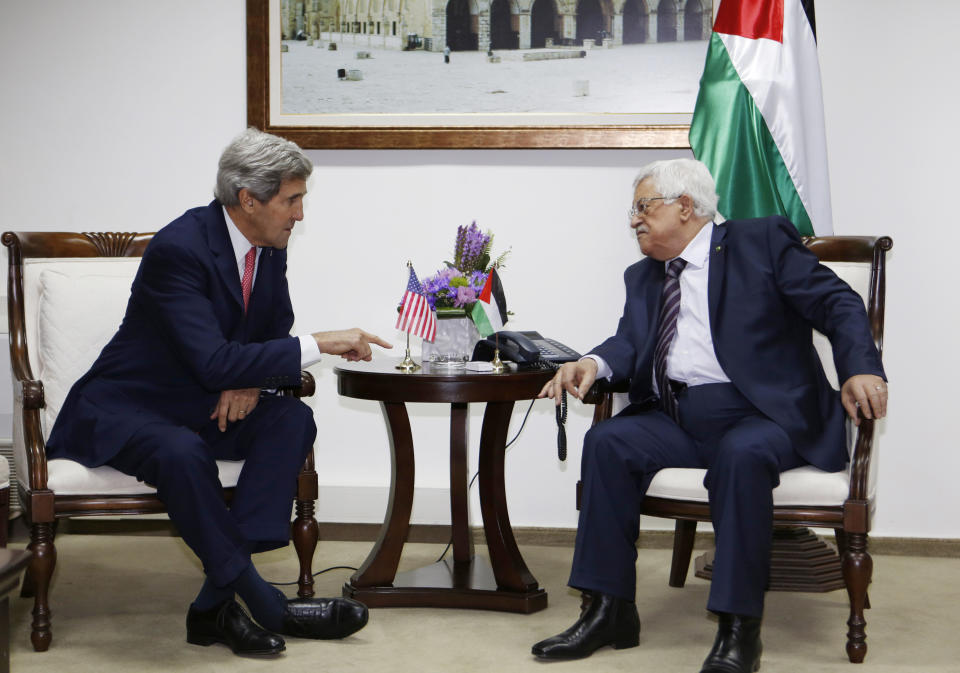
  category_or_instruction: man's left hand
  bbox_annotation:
[211,387,261,432]
[841,374,888,426]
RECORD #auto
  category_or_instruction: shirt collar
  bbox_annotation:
[222,205,259,268]
[671,221,714,270]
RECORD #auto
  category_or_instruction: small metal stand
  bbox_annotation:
[396,331,420,373]
[490,347,505,374]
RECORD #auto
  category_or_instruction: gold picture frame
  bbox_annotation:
[246,0,694,149]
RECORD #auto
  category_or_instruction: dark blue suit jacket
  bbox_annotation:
[46,201,303,467]
[592,216,885,473]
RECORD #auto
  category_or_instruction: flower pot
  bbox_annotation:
[421,310,481,368]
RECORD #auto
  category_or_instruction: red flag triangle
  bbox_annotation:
[713,0,784,43]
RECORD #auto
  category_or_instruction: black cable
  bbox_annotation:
[435,397,536,563]
[268,565,358,587]
[556,390,568,461]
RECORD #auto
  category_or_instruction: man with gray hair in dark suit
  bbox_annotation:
[47,128,391,657]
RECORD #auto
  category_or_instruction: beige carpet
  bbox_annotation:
[7,533,959,672]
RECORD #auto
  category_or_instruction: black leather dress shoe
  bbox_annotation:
[700,613,762,673]
[531,592,640,660]
[278,597,369,639]
[186,599,285,656]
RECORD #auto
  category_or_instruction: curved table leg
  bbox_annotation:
[478,401,541,595]
[348,401,415,588]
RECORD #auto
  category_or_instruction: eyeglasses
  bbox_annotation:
[628,196,670,219]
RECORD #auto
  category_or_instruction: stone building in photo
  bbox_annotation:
[282,0,712,52]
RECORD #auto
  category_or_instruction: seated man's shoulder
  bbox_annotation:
[726,215,799,240]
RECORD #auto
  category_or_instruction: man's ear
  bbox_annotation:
[237,188,257,213]
[677,194,694,222]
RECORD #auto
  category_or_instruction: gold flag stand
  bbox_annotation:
[396,330,420,373]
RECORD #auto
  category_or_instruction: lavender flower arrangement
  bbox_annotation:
[421,222,509,315]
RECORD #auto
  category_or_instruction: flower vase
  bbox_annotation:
[422,309,481,368]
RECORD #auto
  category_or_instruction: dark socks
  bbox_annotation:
[230,563,288,632]
[192,578,234,612]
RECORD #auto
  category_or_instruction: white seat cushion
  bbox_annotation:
[0,456,9,490]
[44,459,244,496]
[647,464,854,508]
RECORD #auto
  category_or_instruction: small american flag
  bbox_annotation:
[395,266,437,342]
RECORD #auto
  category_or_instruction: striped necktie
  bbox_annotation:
[241,246,256,313]
[654,258,687,422]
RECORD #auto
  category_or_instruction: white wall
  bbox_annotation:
[1,1,957,538]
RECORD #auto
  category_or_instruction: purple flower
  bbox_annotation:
[469,270,487,290]
[453,285,477,307]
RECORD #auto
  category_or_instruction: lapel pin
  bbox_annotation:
[715,246,722,252]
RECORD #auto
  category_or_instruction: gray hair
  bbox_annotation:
[214,128,313,206]
[632,158,719,220]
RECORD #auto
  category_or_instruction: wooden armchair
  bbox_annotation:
[2,231,321,652]
[580,235,892,663]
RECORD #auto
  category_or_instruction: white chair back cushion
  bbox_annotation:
[645,258,879,506]
[18,258,242,495]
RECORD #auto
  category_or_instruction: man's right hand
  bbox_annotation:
[538,359,598,406]
[312,328,392,362]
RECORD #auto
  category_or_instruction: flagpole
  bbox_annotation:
[487,263,505,373]
[396,260,421,373]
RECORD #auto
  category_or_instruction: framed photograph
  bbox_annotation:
[247,0,710,149]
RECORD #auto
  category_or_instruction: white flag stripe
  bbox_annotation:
[718,0,832,234]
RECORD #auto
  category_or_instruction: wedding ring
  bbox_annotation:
[239,410,246,415]
[875,385,883,391]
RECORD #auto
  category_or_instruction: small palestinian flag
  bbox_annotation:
[471,268,507,338]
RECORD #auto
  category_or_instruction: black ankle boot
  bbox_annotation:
[531,592,640,660]
[700,613,762,673]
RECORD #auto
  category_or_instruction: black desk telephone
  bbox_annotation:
[471,331,581,461]
[470,330,581,369]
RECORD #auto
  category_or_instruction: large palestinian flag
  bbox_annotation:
[689,0,832,236]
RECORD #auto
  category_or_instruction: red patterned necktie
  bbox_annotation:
[654,258,687,421]
[241,246,256,313]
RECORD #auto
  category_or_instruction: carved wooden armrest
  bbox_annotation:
[279,371,316,399]
[580,378,630,405]
[847,416,876,503]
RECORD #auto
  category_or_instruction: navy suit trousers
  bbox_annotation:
[570,383,805,617]
[107,395,316,587]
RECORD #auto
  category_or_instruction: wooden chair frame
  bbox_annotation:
[580,235,892,663]
[3,231,321,652]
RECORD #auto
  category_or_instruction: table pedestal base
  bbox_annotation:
[344,556,548,613]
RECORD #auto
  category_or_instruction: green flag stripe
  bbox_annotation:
[689,34,815,237]
[471,300,495,338]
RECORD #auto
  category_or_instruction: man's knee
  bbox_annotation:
[149,434,218,482]
[582,422,621,468]
[711,431,784,485]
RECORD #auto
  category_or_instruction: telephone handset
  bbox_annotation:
[470,330,581,369]
[471,330,581,461]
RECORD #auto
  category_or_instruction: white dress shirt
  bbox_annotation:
[223,207,322,367]
[587,222,730,390]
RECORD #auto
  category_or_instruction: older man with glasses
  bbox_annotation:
[532,158,887,673]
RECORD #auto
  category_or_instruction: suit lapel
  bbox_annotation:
[205,203,245,313]
[708,222,727,324]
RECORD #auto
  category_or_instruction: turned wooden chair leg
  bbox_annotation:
[836,529,870,609]
[27,521,57,652]
[292,496,319,598]
[842,532,872,663]
[293,455,319,598]
[669,520,697,588]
